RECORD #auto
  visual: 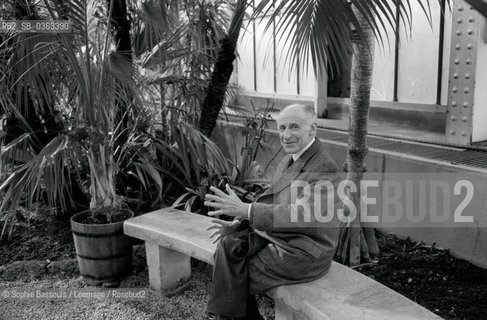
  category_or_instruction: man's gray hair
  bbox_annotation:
[283,104,317,120]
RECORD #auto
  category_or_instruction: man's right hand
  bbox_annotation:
[207,219,240,243]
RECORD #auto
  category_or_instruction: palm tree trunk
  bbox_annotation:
[335,6,379,266]
[88,144,118,213]
[107,0,133,148]
[198,0,246,137]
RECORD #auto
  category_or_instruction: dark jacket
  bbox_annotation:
[247,138,341,293]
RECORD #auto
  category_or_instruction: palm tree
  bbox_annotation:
[0,0,91,215]
[0,0,243,233]
[198,0,247,137]
[335,7,379,265]
[107,0,134,149]
[252,0,438,266]
[0,0,64,153]
[136,0,233,127]
[0,0,162,231]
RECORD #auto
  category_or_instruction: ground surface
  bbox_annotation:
[356,233,487,320]
[1,217,487,319]
[0,263,276,320]
[0,217,75,265]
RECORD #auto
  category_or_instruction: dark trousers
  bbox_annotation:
[206,222,268,319]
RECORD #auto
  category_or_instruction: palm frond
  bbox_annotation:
[0,134,72,216]
[252,0,437,75]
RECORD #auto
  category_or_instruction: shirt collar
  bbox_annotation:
[292,138,315,161]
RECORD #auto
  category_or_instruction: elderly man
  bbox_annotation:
[205,104,341,319]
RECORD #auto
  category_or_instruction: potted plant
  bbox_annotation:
[68,128,135,286]
[0,0,243,285]
[0,0,160,286]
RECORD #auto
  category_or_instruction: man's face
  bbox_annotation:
[277,107,316,154]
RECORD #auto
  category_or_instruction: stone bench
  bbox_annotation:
[124,208,442,320]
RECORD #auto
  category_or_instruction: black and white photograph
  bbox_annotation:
[1,0,487,319]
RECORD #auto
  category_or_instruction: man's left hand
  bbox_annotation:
[204,184,249,218]
[207,219,240,243]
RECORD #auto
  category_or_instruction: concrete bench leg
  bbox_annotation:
[145,242,191,296]
[275,300,304,320]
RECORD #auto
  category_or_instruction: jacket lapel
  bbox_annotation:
[261,139,321,198]
[270,154,292,185]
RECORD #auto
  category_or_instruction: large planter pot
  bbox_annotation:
[70,210,134,286]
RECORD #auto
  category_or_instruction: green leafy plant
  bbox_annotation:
[233,101,273,189]
[160,120,234,214]
[172,103,272,213]
[0,0,161,232]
